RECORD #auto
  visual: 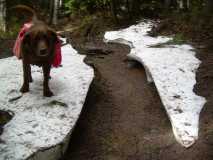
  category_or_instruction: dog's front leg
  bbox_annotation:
[42,64,53,97]
[29,65,33,83]
[20,60,30,93]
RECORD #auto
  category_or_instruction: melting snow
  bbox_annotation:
[104,21,206,148]
[0,42,94,160]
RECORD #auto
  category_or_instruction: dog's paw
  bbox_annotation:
[43,90,54,97]
[20,85,29,93]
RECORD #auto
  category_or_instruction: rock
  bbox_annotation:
[0,110,13,136]
[0,42,94,160]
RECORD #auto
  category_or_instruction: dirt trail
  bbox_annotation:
[0,28,212,160]
[61,37,213,160]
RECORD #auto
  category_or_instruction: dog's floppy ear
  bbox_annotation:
[48,29,58,44]
[22,32,32,49]
[20,32,32,57]
[23,32,31,43]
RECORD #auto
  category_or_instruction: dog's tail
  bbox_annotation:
[11,5,37,22]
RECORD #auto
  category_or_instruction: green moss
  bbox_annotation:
[149,33,187,48]
[170,33,186,45]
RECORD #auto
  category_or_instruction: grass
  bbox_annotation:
[170,33,187,45]
[149,33,187,48]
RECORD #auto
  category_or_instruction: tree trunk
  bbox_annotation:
[131,0,141,17]
[164,0,171,9]
[206,0,213,12]
[49,0,54,24]
[0,0,6,31]
[110,0,118,23]
[178,0,190,10]
[178,0,184,9]
[126,0,131,19]
[59,0,63,8]
[52,0,58,25]
[187,0,190,9]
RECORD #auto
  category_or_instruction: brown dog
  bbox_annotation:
[14,5,58,97]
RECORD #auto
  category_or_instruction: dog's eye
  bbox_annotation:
[35,36,40,41]
[43,35,48,40]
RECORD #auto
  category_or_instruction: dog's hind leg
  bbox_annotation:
[20,60,30,93]
[42,64,53,97]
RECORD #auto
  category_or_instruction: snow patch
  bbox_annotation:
[104,21,206,148]
[0,43,94,160]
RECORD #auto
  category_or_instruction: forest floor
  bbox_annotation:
[0,15,213,160]
[60,16,213,160]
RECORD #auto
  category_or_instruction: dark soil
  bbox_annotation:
[61,32,213,159]
[1,16,213,159]
[150,17,213,159]
[0,110,13,137]
[0,39,15,59]
[194,47,213,103]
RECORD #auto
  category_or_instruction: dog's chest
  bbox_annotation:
[24,54,53,66]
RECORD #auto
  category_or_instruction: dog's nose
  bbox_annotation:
[40,49,47,56]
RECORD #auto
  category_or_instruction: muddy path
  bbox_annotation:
[61,37,213,160]
[0,28,212,159]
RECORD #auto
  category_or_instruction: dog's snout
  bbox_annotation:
[40,49,47,55]
[37,40,48,56]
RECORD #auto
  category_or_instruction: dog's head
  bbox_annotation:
[22,24,58,59]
